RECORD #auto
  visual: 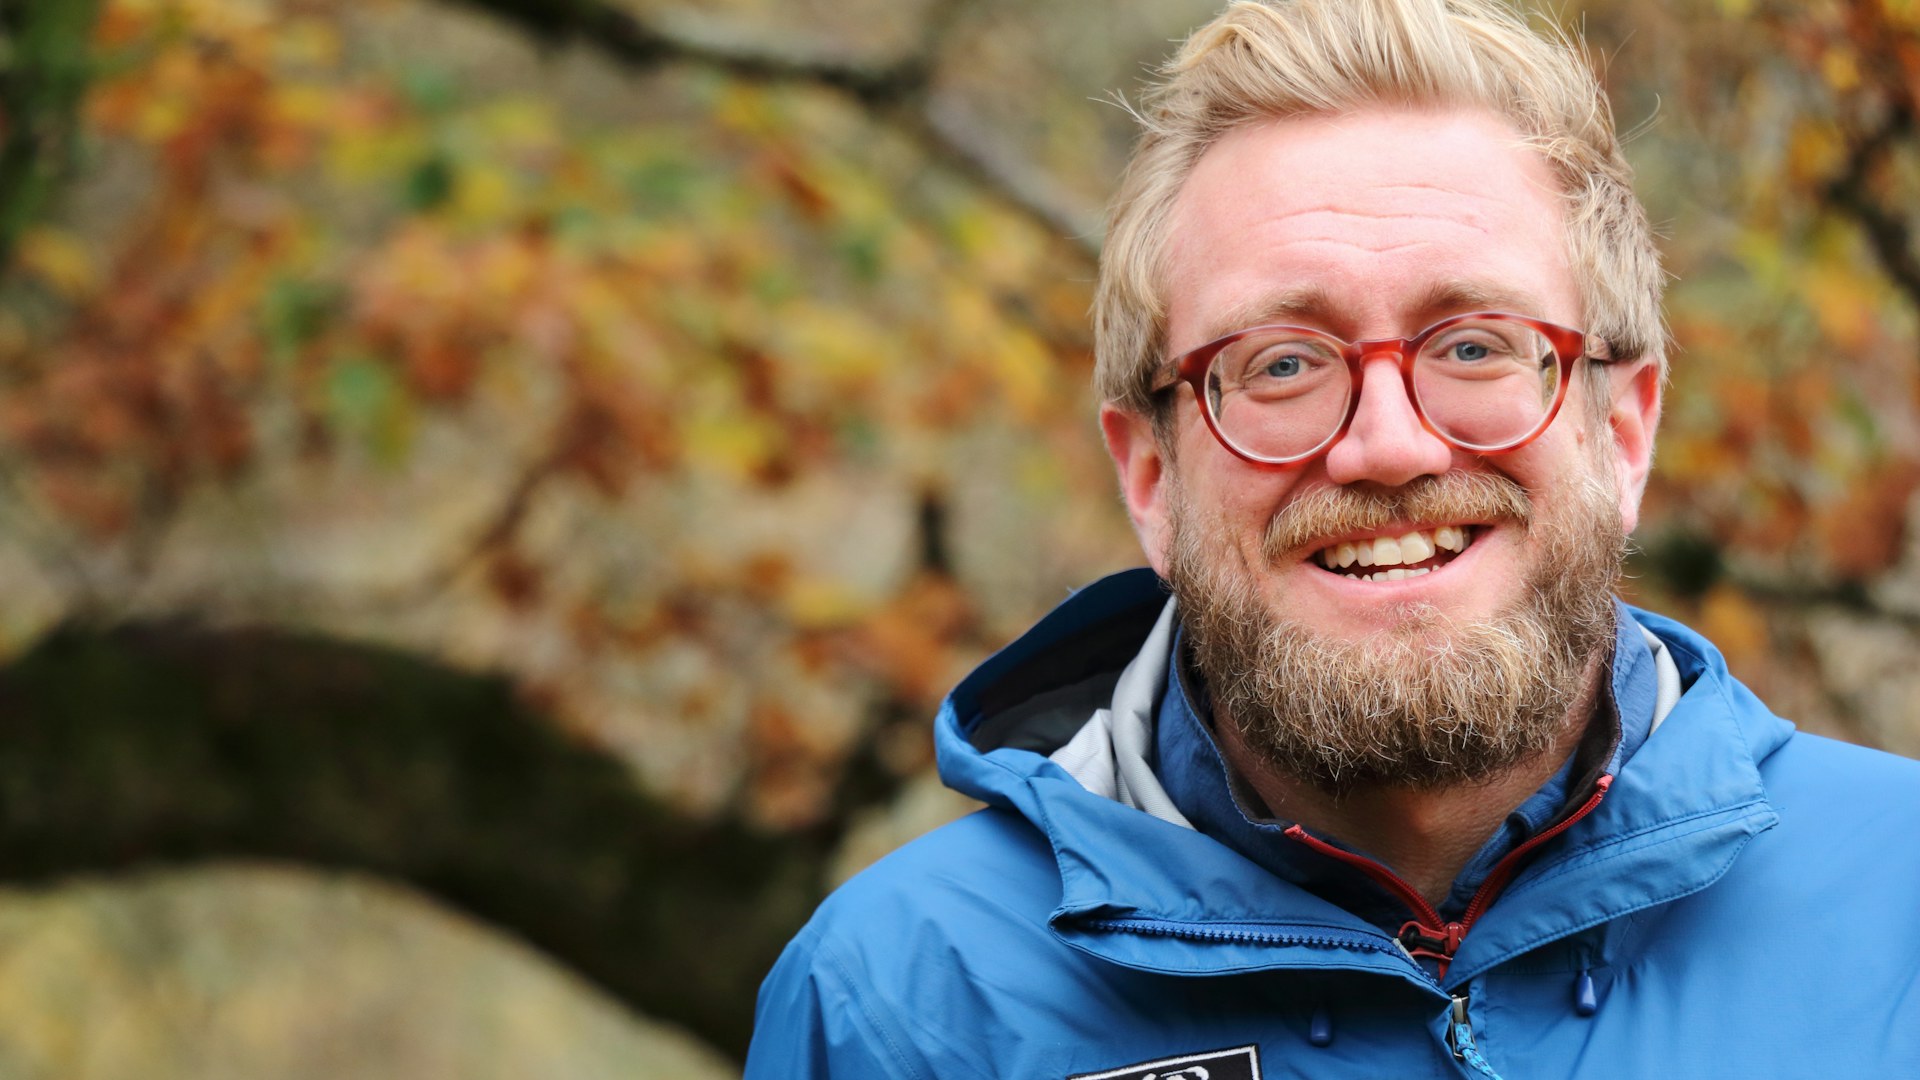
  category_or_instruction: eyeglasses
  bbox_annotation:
[1156,311,1601,467]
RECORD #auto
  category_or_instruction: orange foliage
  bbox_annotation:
[10,0,1920,811]
[1816,461,1920,579]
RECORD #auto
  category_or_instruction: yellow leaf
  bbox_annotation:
[952,204,1042,288]
[1804,264,1875,352]
[453,165,517,222]
[479,100,560,148]
[1697,584,1768,671]
[135,89,189,143]
[1786,121,1842,186]
[783,577,866,628]
[715,84,776,135]
[16,228,97,297]
[990,329,1056,423]
[273,18,341,68]
[273,84,335,129]
[1821,48,1860,93]
[781,304,888,386]
[686,413,777,477]
[475,238,540,302]
[328,126,425,183]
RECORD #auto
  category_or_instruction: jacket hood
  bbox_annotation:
[933,568,1787,989]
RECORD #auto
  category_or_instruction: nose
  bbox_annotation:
[1321,354,1454,486]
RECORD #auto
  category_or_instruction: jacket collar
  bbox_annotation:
[1151,594,1671,926]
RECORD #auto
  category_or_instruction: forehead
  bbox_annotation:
[1162,107,1576,350]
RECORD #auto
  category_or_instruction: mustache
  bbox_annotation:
[1262,472,1531,560]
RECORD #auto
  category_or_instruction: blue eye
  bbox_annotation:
[1451,341,1491,362]
[1262,355,1305,378]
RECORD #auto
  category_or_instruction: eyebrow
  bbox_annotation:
[1195,286,1340,347]
[1405,279,1549,324]
[1192,278,1553,348]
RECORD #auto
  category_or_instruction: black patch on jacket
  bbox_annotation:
[1068,1044,1261,1080]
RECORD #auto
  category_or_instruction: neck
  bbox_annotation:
[1214,652,1606,908]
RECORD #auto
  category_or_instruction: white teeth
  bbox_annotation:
[1357,566,1430,582]
[1315,525,1474,578]
[1397,530,1434,563]
[1318,542,1358,570]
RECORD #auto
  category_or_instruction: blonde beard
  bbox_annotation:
[1166,465,1624,794]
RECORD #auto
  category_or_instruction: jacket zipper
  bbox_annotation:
[1080,917,1404,957]
[1448,994,1506,1079]
[1283,774,1613,980]
[1086,919,1514,1077]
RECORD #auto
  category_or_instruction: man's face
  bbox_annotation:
[1102,106,1661,789]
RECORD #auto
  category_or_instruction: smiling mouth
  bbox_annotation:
[1311,525,1477,583]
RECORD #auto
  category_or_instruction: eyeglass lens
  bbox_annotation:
[1202,317,1563,461]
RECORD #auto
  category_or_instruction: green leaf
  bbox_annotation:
[626,157,702,214]
[261,278,340,367]
[400,65,459,114]
[326,355,414,466]
[834,227,884,285]
[404,154,455,211]
[0,0,107,269]
[326,355,397,427]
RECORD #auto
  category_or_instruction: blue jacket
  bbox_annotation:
[747,570,1920,1079]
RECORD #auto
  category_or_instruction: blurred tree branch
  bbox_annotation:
[1818,1,1920,330]
[1825,113,1920,330]
[445,0,1104,251]
[0,622,907,1062]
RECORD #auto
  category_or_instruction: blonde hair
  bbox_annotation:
[1094,0,1665,417]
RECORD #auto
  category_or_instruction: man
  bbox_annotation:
[746,1,1920,1076]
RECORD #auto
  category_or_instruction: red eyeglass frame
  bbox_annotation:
[1156,311,1595,468]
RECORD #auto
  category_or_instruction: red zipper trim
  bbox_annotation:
[1461,774,1612,926]
[1282,824,1447,929]
[1283,774,1613,980]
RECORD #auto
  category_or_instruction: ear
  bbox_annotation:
[1100,402,1175,577]
[1606,359,1663,534]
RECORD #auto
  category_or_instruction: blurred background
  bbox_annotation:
[0,0,1917,1075]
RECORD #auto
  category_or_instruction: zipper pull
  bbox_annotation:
[1399,919,1468,976]
[1573,969,1599,1017]
[1308,1002,1334,1047]
[1447,995,1507,1080]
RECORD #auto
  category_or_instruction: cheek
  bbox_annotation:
[1505,422,1593,488]
[1182,460,1310,556]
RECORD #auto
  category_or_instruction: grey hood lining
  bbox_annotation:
[1047,598,1192,829]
